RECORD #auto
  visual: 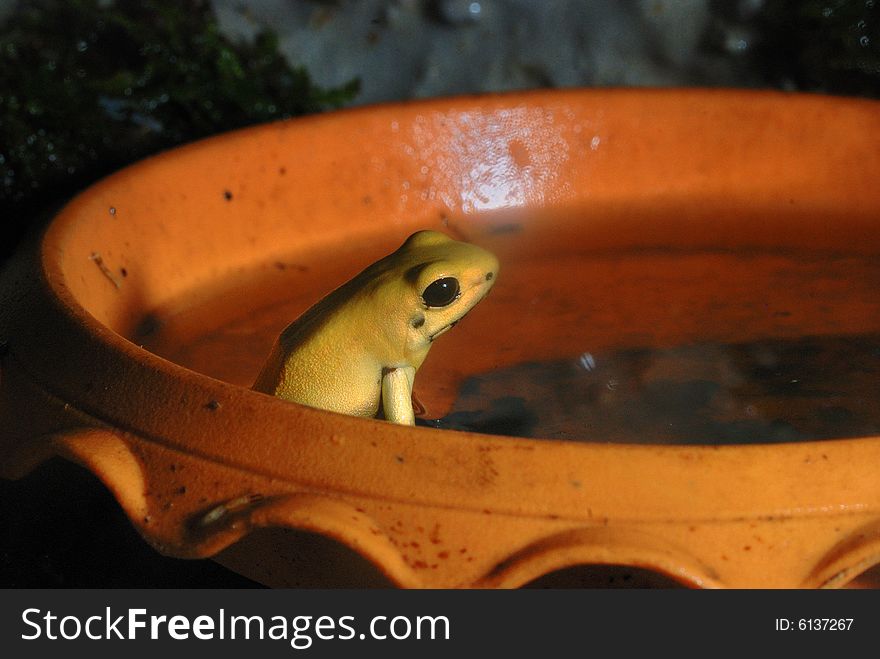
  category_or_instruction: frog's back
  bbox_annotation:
[252,260,395,416]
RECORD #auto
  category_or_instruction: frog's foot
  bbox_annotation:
[381,366,416,425]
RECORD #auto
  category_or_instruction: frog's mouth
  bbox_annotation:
[428,320,458,342]
[426,280,493,342]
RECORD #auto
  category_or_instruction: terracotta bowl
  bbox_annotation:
[2,89,880,588]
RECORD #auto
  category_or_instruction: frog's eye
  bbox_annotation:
[421,277,460,308]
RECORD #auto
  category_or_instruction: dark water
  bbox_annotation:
[420,333,880,445]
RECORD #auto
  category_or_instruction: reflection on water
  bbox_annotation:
[422,334,880,445]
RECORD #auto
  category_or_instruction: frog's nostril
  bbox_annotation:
[485,272,494,281]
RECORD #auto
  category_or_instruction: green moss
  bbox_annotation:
[0,0,358,254]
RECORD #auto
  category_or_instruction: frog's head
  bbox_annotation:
[395,230,498,352]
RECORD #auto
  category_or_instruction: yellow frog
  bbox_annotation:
[253,230,499,424]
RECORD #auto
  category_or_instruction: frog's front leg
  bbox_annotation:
[381,366,416,425]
